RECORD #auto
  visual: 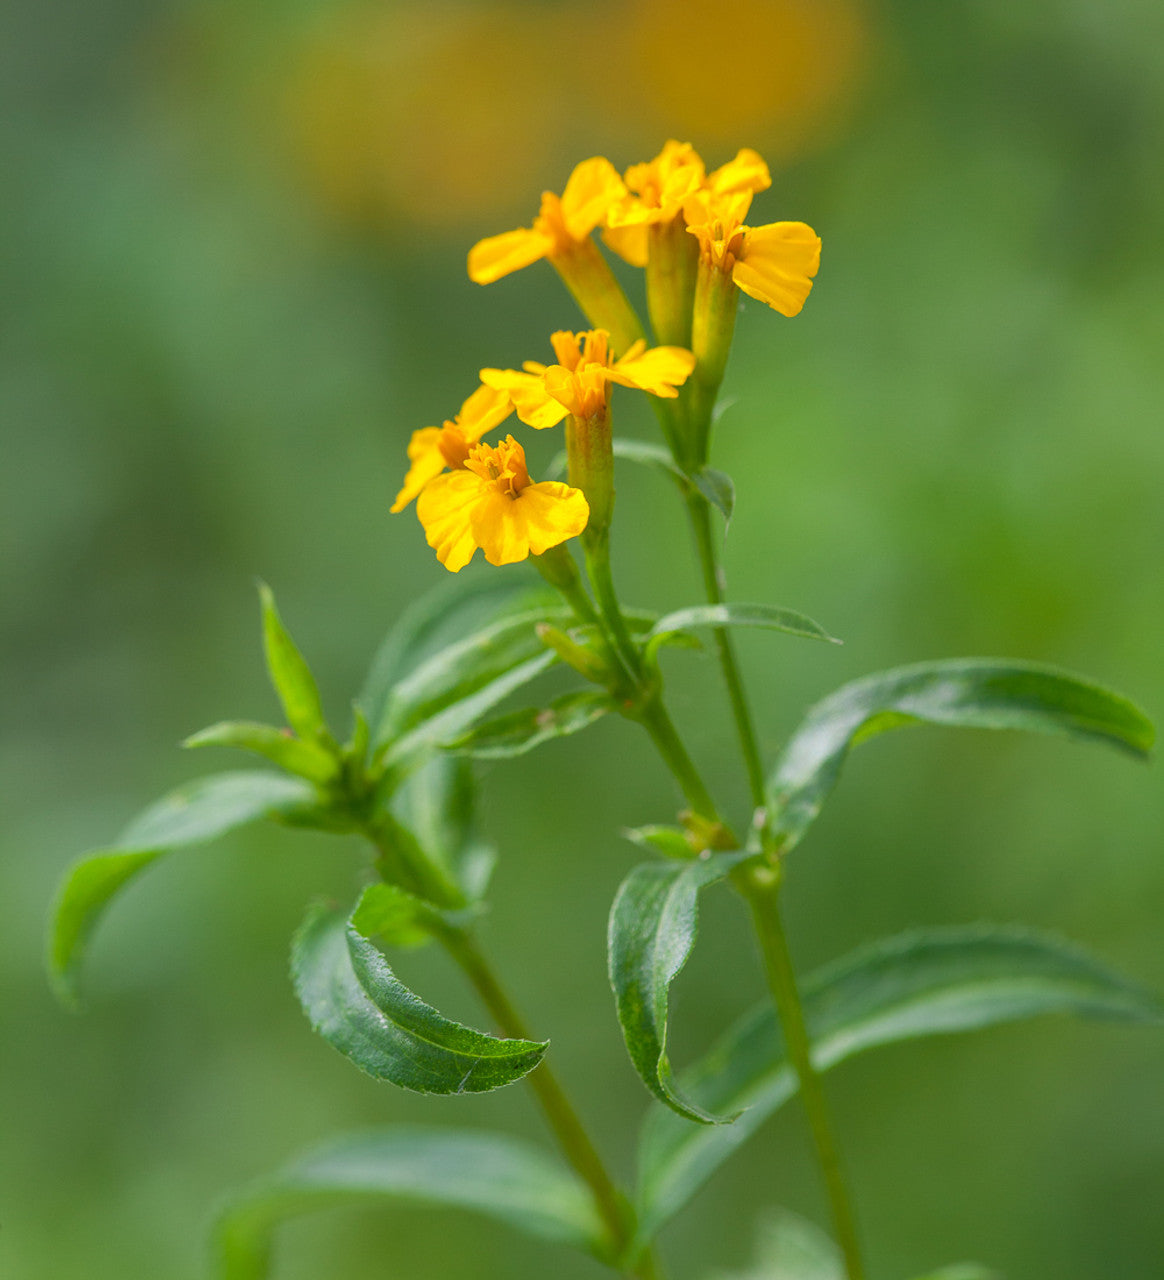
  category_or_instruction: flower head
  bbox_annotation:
[480,329,695,427]
[603,142,772,267]
[416,435,589,572]
[467,157,627,284]
[391,384,513,512]
[684,190,821,317]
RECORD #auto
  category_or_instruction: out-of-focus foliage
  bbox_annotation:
[4,1,1163,1278]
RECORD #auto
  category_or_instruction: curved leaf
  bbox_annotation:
[183,721,337,783]
[360,575,558,740]
[48,771,315,1006]
[448,690,615,759]
[767,659,1154,853]
[607,440,734,522]
[649,604,839,647]
[692,468,735,525]
[608,853,751,1123]
[637,925,1163,1240]
[292,903,546,1093]
[214,1126,608,1280]
[711,1210,841,1280]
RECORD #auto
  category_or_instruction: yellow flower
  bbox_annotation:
[467,157,627,284]
[417,435,589,572]
[480,329,695,426]
[603,142,773,267]
[391,384,513,513]
[684,190,821,317]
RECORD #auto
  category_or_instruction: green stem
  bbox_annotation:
[442,926,662,1279]
[738,867,866,1280]
[686,494,766,809]
[583,530,643,683]
[635,693,722,825]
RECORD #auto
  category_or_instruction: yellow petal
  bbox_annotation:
[558,157,628,241]
[468,227,554,284]
[601,223,650,267]
[416,470,484,572]
[457,383,514,439]
[469,482,589,566]
[733,221,821,317]
[706,148,771,196]
[607,345,696,398]
[480,368,569,430]
[391,426,445,513]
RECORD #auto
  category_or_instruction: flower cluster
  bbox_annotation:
[394,141,821,571]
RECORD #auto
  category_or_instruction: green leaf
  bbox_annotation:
[48,772,315,1006]
[608,853,752,1123]
[711,1210,842,1280]
[692,468,735,525]
[648,603,839,647]
[258,583,330,743]
[350,882,442,950]
[447,690,615,759]
[292,902,546,1093]
[361,575,557,731]
[183,721,337,784]
[611,437,685,480]
[636,925,1164,1241]
[767,659,1154,854]
[622,826,695,860]
[214,1126,609,1280]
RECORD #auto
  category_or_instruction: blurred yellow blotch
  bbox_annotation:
[281,0,868,229]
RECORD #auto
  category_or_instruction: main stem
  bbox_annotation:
[739,868,866,1280]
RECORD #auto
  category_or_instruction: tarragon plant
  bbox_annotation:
[49,141,1160,1280]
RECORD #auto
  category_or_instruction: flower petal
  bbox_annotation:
[607,345,696,398]
[559,157,628,241]
[469,482,590,566]
[706,148,771,196]
[601,223,650,267]
[416,470,485,572]
[391,426,445,512]
[480,368,569,430]
[457,383,514,438]
[468,227,554,284]
[733,221,821,317]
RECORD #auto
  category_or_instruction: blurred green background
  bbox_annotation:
[4,0,1163,1276]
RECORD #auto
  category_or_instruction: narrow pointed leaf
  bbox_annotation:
[612,437,686,480]
[183,721,337,783]
[622,826,694,861]
[609,853,752,1123]
[214,1126,608,1280]
[292,903,546,1093]
[258,583,329,742]
[649,604,839,646]
[48,772,315,1006]
[360,576,558,740]
[637,925,1163,1240]
[608,440,734,523]
[768,659,1154,853]
[448,690,615,759]
[350,882,443,950]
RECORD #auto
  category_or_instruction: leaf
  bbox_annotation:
[692,468,735,525]
[767,659,1155,854]
[608,853,751,1123]
[350,882,442,950]
[360,575,558,739]
[48,772,315,1007]
[711,1210,842,1280]
[608,440,735,523]
[183,721,337,784]
[448,690,615,759]
[366,579,567,751]
[258,583,330,743]
[214,1126,609,1280]
[622,826,694,861]
[292,903,546,1094]
[648,603,839,647]
[636,925,1164,1241]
